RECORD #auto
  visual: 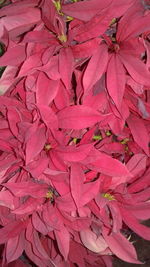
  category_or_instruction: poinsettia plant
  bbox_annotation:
[0,0,150,266]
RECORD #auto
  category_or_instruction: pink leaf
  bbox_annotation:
[0,8,41,38]
[36,72,59,106]
[57,105,109,129]
[124,203,150,220]
[37,104,58,129]
[18,53,42,77]
[54,227,70,260]
[120,207,150,241]
[87,151,131,177]
[127,114,149,155]
[0,220,27,244]
[70,163,84,209]
[6,232,24,263]
[3,181,48,198]
[13,197,43,215]
[59,47,74,90]
[83,44,108,94]
[80,229,108,253]
[0,190,14,209]
[103,228,141,264]
[25,125,46,164]
[119,53,150,86]
[71,38,100,58]
[0,45,26,66]
[126,153,147,177]
[55,144,93,162]
[107,54,125,109]
[62,0,112,21]
[81,178,100,206]
[23,30,56,43]
[32,212,48,235]
[7,107,21,137]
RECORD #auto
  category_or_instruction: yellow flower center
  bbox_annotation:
[46,191,54,199]
[58,34,67,43]
[102,193,115,201]
[93,135,103,141]
[44,144,51,151]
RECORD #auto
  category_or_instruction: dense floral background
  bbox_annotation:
[0,0,150,266]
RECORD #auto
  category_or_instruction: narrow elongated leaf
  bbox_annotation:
[87,151,131,177]
[55,144,93,162]
[18,53,42,77]
[83,44,108,94]
[71,38,100,58]
[73,14,110,43]
[13,197,43,215]
[126,153,147,177]
[80,229,108,253]
[107,54,125,109]
[120,207,150,240]
[0,8,41,38]
[6,232,24,263]
[37,104,58,129]
[7,107,21,137]
[119,53,150,86]
[0,45,26,66]
[25,125,46,164]
[124,203,150,220]
[59,47,74,90]
[23,30,56,43]
[0,0,38,17]
[0,220,27,244]
[54,227,70,260]
[127,114,149,155]
[0,190,14,209]
[32,212,48,235]
[3,181,48,198]
[62,0,112,21]
[36,72,59,106]
[81,178,100,206]
[57,105,109,129]
[70,163,84,209]
[103,228,141,264]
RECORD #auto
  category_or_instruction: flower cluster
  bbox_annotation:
[0,0,150,266]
